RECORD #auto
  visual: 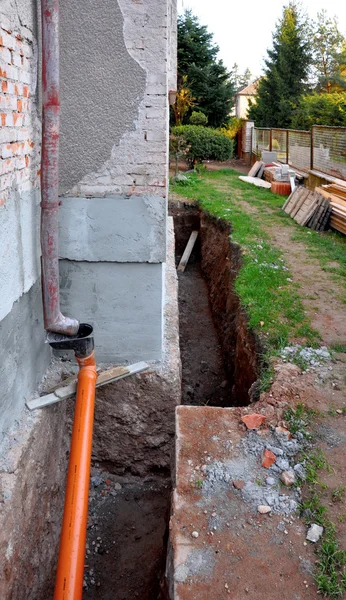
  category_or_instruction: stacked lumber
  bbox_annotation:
[316,184,346,235]
[283,187,331,231]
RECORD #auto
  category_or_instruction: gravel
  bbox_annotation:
[202,427,306,516]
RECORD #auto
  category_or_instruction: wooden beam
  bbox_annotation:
[177,231,199,273]
[26,362,149,411]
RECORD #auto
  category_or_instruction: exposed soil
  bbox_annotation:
[83,474,170,600]
[178,262,230,406]
[171,392,346,600]
[170,201,260,407]
[169,184,346,599]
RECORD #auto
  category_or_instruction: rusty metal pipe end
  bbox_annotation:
[45,311,80,336]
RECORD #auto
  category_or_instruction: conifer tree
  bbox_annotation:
[248,2,311,127]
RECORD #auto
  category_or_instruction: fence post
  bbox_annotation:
[310,127,314,171]
[270,129,272,152]
[286,130,289,165]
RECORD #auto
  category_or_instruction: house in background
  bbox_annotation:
[235,78,260,119]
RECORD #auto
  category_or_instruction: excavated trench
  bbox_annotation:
[172,201,262,408]
[82,203,262,600]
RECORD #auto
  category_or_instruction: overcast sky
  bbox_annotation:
[178,0,346,79]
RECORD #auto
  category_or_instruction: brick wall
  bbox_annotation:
[0,14,40,207]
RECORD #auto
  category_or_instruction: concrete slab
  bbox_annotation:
[59,260,163,363]
[58,196,166,263]
[168,406,318,600]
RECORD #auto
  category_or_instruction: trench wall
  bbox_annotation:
[200,213,261,405]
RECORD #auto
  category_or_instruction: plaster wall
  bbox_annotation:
[0,1,50,440]
[58,0,177,363]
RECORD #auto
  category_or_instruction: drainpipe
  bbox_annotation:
[41,2,97,597]
[48,326,97,600]
[41,0,79,335]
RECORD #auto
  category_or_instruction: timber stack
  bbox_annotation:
[283,187,332,231]
[317,184,346,235]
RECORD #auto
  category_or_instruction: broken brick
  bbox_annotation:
[241,414,266,430]
[262,449,276,469]
[233,480,245,490]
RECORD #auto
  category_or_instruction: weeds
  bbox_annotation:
[332,486,346,503]
[331,344,346,354]
[283,403,318,436]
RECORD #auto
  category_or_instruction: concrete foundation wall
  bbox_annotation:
[59,260,164,363]
[58,196,166,263]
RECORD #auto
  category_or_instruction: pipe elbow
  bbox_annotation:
[46,312,80,336]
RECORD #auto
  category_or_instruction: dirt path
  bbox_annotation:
[213,180,346,346]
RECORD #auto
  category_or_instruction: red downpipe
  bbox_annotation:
[41,0,78,335]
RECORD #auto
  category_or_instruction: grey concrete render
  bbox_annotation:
[59,0,146,195]
[58,196,166,263]
[0,188,41,322]
[59,260,164,363]
[0,278,50,443]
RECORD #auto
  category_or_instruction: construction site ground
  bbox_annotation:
[83,162,346,600]
[168,163,346,600]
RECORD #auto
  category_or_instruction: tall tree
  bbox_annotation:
[231,63,253,91]
[248,2,311,128]
[311,10,345,93]
[177,10,235,127]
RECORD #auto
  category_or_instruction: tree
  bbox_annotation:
[172,75,195,126]
[231,63,253,91]
[248,2,311,128]
[311,10,345,93]
[177,10,235,127]
[291,92,346,129]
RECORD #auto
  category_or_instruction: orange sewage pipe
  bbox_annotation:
[54,351,97,600]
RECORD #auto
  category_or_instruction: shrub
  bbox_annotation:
[220,117,244,139]
[171,125,233,167]
[189,111,208,126]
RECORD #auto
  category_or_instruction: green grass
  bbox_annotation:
[298,454,346,599]
[283,403,318,436]
[331,344,346,353]
[189,168,346,291]
[332,486,346,503]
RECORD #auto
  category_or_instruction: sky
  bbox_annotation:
[178,0,346,79]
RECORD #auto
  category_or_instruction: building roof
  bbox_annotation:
[236,79,260,97]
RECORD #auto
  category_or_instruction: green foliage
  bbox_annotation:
[169,130,190,176]
[230,63,252,92]
[171,126,233,167]
[248,2,311,127]
[291,92,346,129]
[177,10,235,127]
[189,111,208,126]
[311,10,346,92]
